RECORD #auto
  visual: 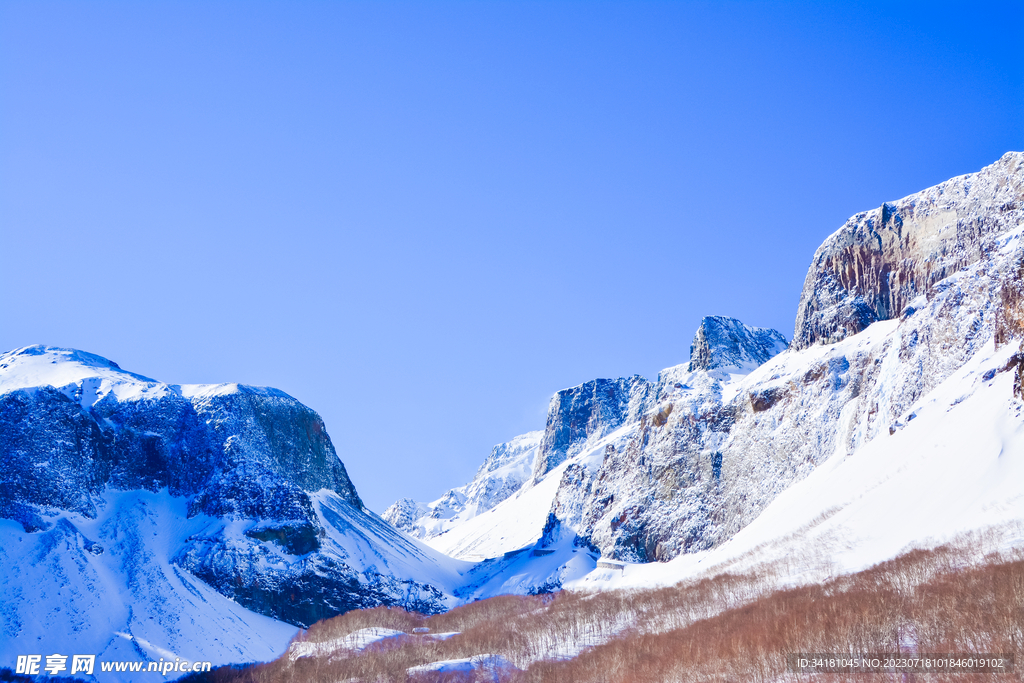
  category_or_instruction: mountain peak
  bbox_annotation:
[0,345,158,393]
[687,316,788,372]
[4,344,123,369]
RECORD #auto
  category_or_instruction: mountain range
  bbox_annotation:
[2,151,1023,679]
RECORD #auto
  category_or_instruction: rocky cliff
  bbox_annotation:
[532,377,651,481]
[540,316,792,562]
[793,151,1024,349]
[0,351,361,533]
[552,152,1024,563]
[688,316,788,372]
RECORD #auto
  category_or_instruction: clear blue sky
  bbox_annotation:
[2,1,1021,513]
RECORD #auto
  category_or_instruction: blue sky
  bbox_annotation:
[1,1,1021,512]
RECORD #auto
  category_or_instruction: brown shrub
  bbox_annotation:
[201,536,1024,683]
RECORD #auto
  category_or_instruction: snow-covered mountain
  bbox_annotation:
[384,151,1024,598]
[575,318,1024,594]
[412,316,789,563]
[382,431,542,541]
[0,347,468,679]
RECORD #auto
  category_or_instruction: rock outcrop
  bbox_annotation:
[538,318,791,562]
[688,316,788,372]
[408,317,792,564]
[0,348,362,532]
[555,152,1024,562]
[793,151,1024,349]
[532,377,651,480]
[423,152,1024,570]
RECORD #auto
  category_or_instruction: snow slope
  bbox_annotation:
[0,490,298,682]
[425,459,568,561]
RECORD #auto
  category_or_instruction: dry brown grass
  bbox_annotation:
[195,535,1024,683]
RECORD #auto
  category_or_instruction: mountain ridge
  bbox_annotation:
[4,152,1024,678]
[385,151,1024,591]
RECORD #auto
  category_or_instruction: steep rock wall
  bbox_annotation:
[533,376,652,480]
[689,316,788,371]
[793,152,1024,349]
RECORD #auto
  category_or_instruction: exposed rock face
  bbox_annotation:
[0,348,361,533]
[0,386,110,527]
[382,497,429,534]
[688,316,789,372]
[532,377,651,480]
[0,348,360,551]
[383,152,1024,577]
[0,347,456,636]
[534,319,791,562]
[543,153,1024,562]
[173,494,450,628]
[995,251,1024,347]
[793,151,1024,349]
[403,317,794,566]
[185,386,362,517]
[383,431,542,540]
[425,153,1022,567]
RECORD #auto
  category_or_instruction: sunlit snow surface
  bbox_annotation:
[287,627,407,660]
[287,627,461,661]
[0,344,289,408]
[408,653,517,679]
[0,490,298,682]
[426,459,567,561]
